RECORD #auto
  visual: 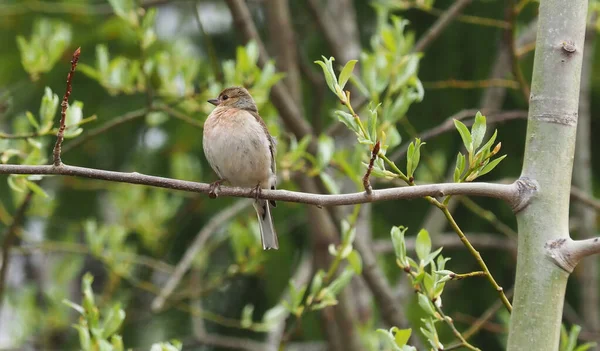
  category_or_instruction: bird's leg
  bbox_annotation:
[250,183,262,201]
[208,179,225,199]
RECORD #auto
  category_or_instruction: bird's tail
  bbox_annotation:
[253,199,279,250]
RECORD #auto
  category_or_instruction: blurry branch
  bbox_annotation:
[354,234,410,328]
[266,256,313,350]
[546,237,600,273]
[0,0,191,15]
[266,0,303,105]
[0,163,527,207]
[61,108,148,154]
[422,78,519,90]
[416,5,510,29]
[373,232,517,254]
[183,333,267,351]
[151,200,252,311]
[13,240,174,273]
[413,0,473,53]
[573,15,599,333]
[225,0,313,139]
[0,191,33,313]
[390,109,527,162]
[505,0,530,102]
[463,288,514,340]
[156,104,204,127]
[306,0,360,63]
[53,47,80,166]
[459,197,518,237]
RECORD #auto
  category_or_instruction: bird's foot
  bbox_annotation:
[209,179,225,199]
[250,183,262,201]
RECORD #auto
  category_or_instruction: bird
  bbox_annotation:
[203,86,279,250]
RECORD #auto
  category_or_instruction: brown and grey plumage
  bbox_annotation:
[203,86,279,250]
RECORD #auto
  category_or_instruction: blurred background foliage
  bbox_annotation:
[0,0,599,350]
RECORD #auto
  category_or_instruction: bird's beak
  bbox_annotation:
[208,98,220,106]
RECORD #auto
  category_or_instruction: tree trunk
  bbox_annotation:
[507,1,588,350]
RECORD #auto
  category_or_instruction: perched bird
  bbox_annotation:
[203,86,279,250]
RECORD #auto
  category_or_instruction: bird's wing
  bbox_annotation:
[247,109,277,179]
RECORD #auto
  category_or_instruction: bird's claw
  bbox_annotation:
[250,184,262,201]
[209,179,225,199]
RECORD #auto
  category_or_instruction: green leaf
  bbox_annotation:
[334,110,360,135]
[263,304,287,325]
[391,226,408,263]
[454,153,466,182]
[107,0,139,26]
[73,324,91,351]
[367,104,380,142]
[111,335,124,351]
[453,119,473,153]
[338,60,358,89]
[62,299,85,314]
[101,304,126,338]
[376,329,402,351]
[315,57,337,93]
[391,327,412,347]
[347,249,362,274]
[328,269,354,295]
[417,293,436,316]
[471,111,487,150]
[478,155,507,177]
[26,111,39,130]
[25,180,48,198]
[415,229,431,262]
[240,304,254,328]
[477,129,498,157]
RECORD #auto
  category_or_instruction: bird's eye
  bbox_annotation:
[222,95,229,100]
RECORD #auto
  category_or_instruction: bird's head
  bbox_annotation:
[208,86,257,111]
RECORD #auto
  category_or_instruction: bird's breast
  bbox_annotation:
[203,109,273,188]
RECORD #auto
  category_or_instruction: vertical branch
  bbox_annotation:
[507,0,588,349]
[265,0,303,106]
[53,47,81,166]
[573,25,599,333]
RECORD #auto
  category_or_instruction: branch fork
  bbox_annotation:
[546,237,600,273]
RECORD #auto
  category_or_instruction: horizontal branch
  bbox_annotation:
[546,237,600,273]
[0,163,525,208]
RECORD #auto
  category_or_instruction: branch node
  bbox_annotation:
[545,237,575,273]
[512,177,538,213]
[561,40,577,54]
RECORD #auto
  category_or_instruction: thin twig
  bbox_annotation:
[151,200,252,311]
[413,0,473,53]
[0,191,33,313]
[422,78,519,90]
[53,47,81,166]
[0,163,523,207]
[436,203,512,312]
[436,304,481,351]
[449,271,486,280]
[61,108,149,154]
[362,141,380,194]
